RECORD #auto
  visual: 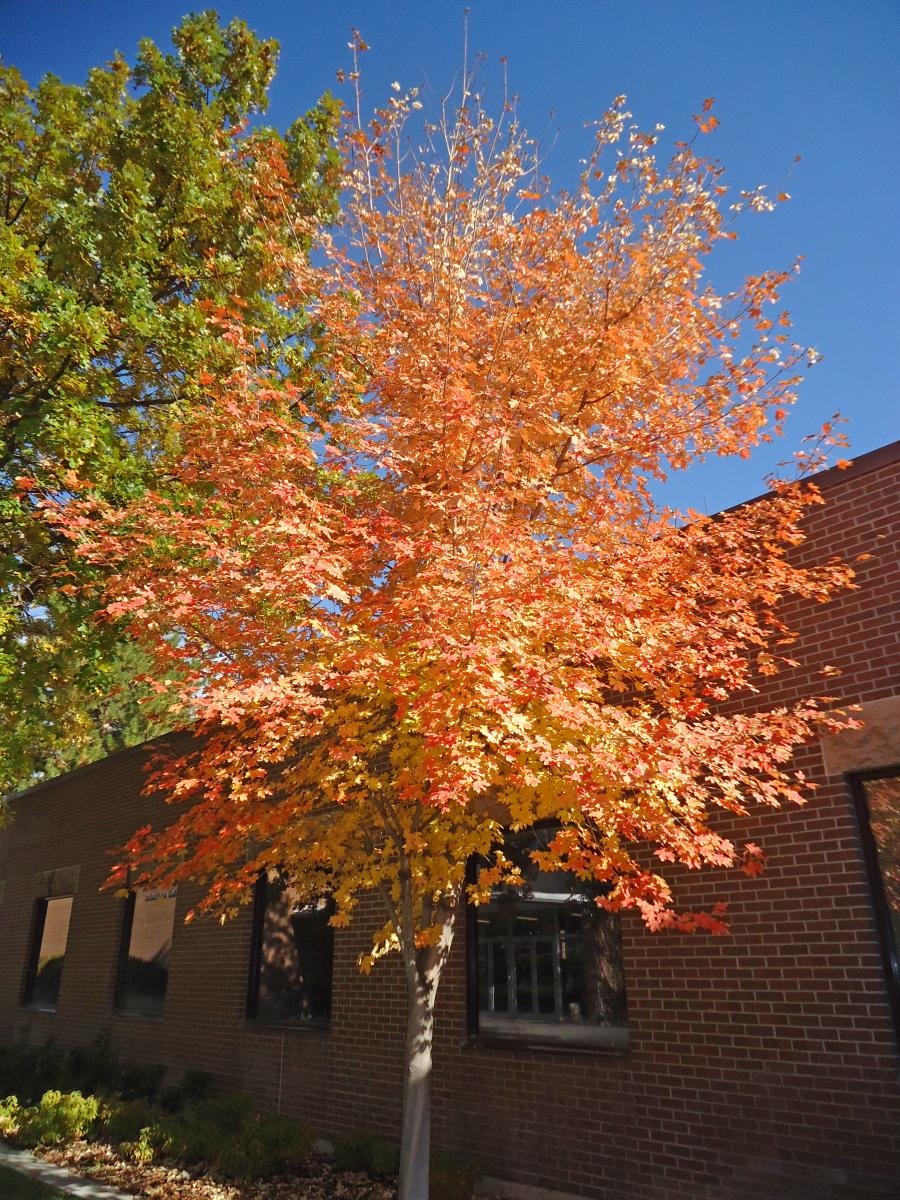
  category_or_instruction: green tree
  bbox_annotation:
[0,11,340,793]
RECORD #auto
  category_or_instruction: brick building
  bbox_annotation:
[1,442,899,1200]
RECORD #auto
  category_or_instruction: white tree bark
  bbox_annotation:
[397,899,457,1200]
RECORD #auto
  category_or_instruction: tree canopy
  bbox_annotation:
[35,59,852,1200]
[1,10,340,792]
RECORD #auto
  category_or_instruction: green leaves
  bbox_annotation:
[0,12,340,793]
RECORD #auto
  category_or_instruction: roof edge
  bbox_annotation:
[2,726,195,808]
[719,438,900,516]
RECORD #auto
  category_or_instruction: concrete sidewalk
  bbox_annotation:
[0,1143,138,1198]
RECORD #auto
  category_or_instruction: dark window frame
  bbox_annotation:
[465,832,629,1053]
[22,893,74,1011]
[246,873,335,1029]
[114,886,177,1019]
[245,873,268,1020]
[115,890,139,1007]
[847,764,900,1046]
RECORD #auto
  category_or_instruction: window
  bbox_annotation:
[247,876,334,1025]
[115,887,177,1016]
[24,895,73,1010]
[849,766,900,1041]
[470,829,628,1048]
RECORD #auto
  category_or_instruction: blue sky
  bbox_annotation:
[3,0,898,513]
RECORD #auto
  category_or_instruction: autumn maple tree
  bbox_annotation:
[36,58,853,1200]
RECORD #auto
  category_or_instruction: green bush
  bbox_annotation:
[60,1037,164,1101]
[0,1037,165,1105]
[155,1093,252,1164]
[183,1094,255,1132]
[0,1055,314,1183]
[159,1068,213,1112]
[214,1112,313,1180]
[430,1150,481,1200]
[0,1043,66,1104]
[333,1132,479,1200]
[117,1116,175,1166]
[119,1125,159,1166]
[0,1095,22,1137]
[158,1096,312,1180]
[96,1097,164,1147]
[333,1129,402,1177]
[15,1090,100,1147]
[157,1111,221,1165]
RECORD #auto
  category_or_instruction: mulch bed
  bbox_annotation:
[37,1141,397,1200]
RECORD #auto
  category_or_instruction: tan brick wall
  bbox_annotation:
[2,444,899,1200]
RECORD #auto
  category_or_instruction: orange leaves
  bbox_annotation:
[741,843,767,877]
[695,97,720,134]
[37,79,857,952]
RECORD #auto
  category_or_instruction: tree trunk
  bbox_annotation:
[397,900,456,1200]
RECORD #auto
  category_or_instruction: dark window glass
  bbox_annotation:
[249,878,334,1025]
[115,888,177,1016]
[24,895,73,1009]
[472,830,628,1048]
[851,767,900,1041]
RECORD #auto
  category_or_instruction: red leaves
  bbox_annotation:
[741,843,767,878]
[37,83,857,948]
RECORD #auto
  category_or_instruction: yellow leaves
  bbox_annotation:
[323,581,352,605]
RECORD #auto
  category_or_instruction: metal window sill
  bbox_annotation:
[465,1032,630,1056]
[243,1019,331,1035]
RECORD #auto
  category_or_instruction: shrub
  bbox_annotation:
[117,1117,174,1166]
[158,1110,222,1166]
[0,1060,314,1183]
[96,1097,164,1147]
[430,1150,481,1200]
[0,1037,165,1105]
[159,1068,213,1112]
[237,1112,313,1177]
[183,1094,255,1132]
[16,1090,100,1147]
[0,1042,66,1104]
[59,1038,120,1096]
[0,1095,22,1137]
[119,1126,159,1166]
[61,1036,164,1101]
[158,1096,312,1179]
[117,1060,166,1102]
[333,1132,479,1200]
[333,1129,402,1177]
[213,1114,310,1182]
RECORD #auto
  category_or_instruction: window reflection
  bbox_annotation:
[474,831,628,1047]
[854,769,900,1040]
[25,896,73,1010]
[863,774,900,948]
[250,878,334,1025]
[116,888,177,1016]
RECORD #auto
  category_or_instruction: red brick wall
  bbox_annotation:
[1,444,899,1200]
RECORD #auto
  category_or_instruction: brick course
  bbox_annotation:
[1,443,899,1199]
